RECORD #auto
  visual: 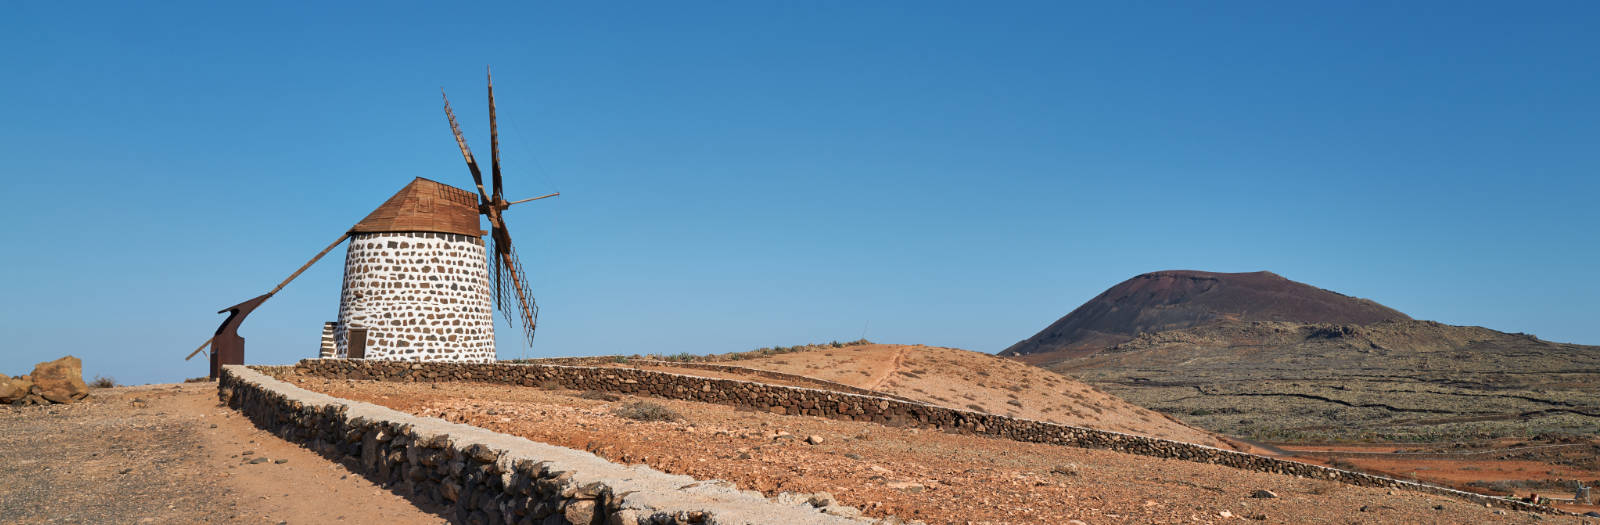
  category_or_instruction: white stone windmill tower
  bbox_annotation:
[329,70,554,363]
[186,70,555,371]
[332,177,500,362]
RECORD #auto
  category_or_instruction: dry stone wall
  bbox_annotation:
[336,232,496,363]
[512,357,916,402]
[282,359,1563,516]
[220,365,881,525]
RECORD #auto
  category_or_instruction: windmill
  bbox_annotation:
[187,68,556,372]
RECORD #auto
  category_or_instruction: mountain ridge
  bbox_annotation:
[1000,270,1411,363]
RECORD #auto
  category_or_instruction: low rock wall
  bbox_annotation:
[509,357,909,401]
[219,365,875,525]
[508,356,632,366]
[279,359,1560,515]
[628,360,917,402]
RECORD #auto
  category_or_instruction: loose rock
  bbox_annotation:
[30,356,90,403]
[0,374,32,404]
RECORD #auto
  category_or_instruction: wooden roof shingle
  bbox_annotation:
[350,177,483,237]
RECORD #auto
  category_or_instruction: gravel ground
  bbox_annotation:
[0,383,445,525]
[0,384,231,524]
[293,374,1588,525]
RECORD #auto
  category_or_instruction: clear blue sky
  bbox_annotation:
[3,2,1596,385]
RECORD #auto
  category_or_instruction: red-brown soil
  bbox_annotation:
[1000,270,1410,363]
[289,374,1582,524]
[1278,441,1600,515]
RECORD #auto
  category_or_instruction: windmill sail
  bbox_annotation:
[489,235,539,346]
[441,68,549,349]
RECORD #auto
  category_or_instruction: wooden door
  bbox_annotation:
[348,328,368,359]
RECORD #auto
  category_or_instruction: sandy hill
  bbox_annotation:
[1000,270,1410,364]
[696,343,1230,448]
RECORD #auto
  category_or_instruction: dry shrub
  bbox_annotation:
[614,401,681,422]
[577,390,621,402]
[1306,480,1342,495]
[89,376,116,388]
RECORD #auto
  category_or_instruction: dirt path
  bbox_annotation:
[0,383,444,525]
[863,346,909,391]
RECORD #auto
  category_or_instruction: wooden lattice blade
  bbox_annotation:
[442,89,491,204]
[487,67,503,203]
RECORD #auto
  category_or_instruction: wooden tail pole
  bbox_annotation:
[506,192,559,206]
[185,232,351,361]
[185,337,215,361]
[270,233,350,295]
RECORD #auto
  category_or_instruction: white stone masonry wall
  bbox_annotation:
[335,232,496,363]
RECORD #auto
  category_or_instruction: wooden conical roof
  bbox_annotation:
[350,177,484,237]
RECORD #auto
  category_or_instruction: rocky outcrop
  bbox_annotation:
[31,356,90,403]
[5,356,90,406]
[0,374,33,404]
